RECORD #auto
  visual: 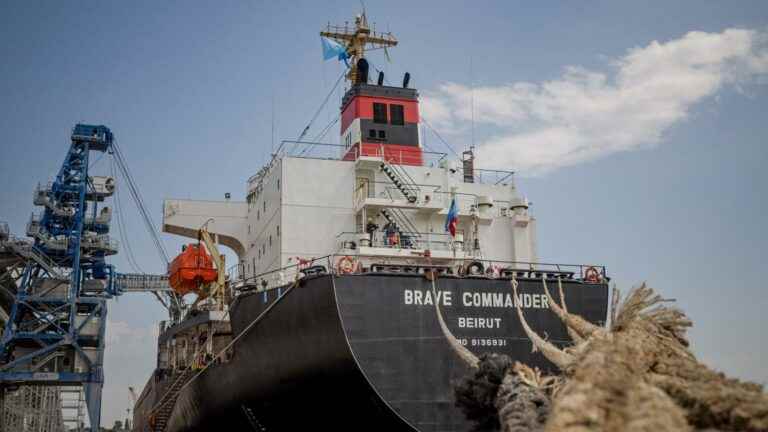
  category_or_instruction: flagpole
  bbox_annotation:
[449,186,457,257]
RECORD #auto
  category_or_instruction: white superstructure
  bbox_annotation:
[163,142,537,287]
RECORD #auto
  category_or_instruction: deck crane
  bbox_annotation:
[0,124,182,430]
[195,223,227,309]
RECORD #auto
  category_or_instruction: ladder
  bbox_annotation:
[379,161,419,203]
[380,208,422,247]
[150,368,194,432]
[377,158,423,247]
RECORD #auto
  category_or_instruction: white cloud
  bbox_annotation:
[421,28,768,175]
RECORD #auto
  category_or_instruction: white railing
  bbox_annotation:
[229,254,608,293]
[336,231,455,253]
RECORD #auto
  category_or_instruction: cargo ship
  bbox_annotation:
[132,12,609,432]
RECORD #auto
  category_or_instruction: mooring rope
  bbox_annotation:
[430,273,479,368]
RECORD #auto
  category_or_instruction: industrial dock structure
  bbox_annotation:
[0,127,175,430]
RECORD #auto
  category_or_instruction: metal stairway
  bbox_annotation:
[377,158,424,247]
[3,238,64,279]
[150,368,194,431]
[380,208,422,247]
[379,162,419,203]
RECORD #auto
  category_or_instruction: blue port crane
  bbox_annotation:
[0,124,179,429]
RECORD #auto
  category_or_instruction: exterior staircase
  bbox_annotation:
[379,162,419,203]
[3,238,64,279]
[377,159,424,247]
[380,208,422,247]
[150,368,195,432]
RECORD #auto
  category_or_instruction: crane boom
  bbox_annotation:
[128,386,139,406]
[198,225,226,309]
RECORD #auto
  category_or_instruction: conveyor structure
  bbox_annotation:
[0,124,174,430]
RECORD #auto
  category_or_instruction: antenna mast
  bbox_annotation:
[470,54,475,152]
[321,12,398,83]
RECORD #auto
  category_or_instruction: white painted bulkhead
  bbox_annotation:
[164,152,538,283]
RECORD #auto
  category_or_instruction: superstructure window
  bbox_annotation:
[373,103,387,124]
[378,130,386,139]
[390,104,404,125]
[369,129,376,138]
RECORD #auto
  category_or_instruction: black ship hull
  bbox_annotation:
[138,273,608,431]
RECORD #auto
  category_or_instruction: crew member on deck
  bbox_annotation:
[384,221,399,247]
[366,217,379,244]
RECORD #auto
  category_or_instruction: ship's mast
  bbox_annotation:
[321,12,398,83]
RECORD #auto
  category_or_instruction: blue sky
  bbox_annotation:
[1,0,767,426]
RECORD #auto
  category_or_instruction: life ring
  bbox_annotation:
[466,261,485,276]
[337,256,357,274]
[584,266,601,283]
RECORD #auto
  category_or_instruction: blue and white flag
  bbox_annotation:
[321,36,349,62]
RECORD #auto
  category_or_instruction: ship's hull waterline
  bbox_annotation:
[138,273,608,431]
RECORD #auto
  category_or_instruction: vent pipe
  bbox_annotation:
[356,58,369,84]
[462,148,475,183]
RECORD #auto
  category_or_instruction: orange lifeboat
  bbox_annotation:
[168,244,218,296]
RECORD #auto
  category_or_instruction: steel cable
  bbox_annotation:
[293,70,347,153]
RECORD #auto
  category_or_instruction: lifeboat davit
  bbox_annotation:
[168,244,217,296]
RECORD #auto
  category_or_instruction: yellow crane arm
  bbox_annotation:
[199,227,226,303]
